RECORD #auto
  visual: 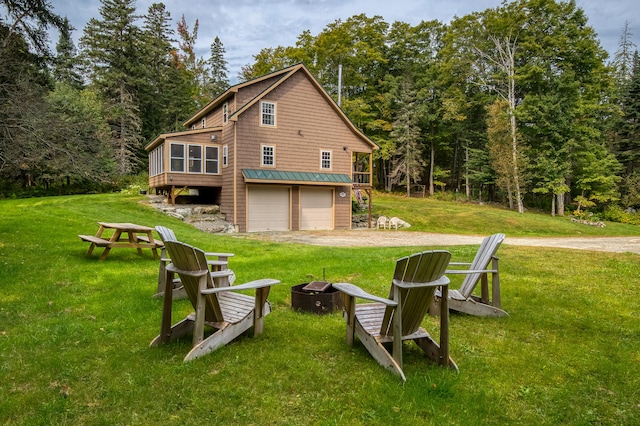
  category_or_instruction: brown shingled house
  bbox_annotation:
[145,64,376,232]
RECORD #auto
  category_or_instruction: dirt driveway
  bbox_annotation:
[245,229,640,255]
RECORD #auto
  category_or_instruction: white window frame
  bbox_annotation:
[261,144,275,167]
[222,102,228,125]
[320,150,332,170]
[222,145,228,167]
[201,117,206,129]
[170,143,185,172]
[188,144,202,173]
[205,146,220,174]
[149,146,164,177]
[260,101,276,127]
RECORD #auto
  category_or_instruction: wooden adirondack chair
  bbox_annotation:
[149,240,279,362]
[432,233,507,318]
[333,250,458,381]
[154,226,235,298]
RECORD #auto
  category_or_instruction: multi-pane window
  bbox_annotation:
[320,150,332,170]
[170,143,185,172]
[222,145,228,167]
[261,101,276,126]
[201,118,206,128]
[262,145,275,166]
[168,142,221,175]
[188,145,202,173]
[205,146,219,174]
[149,146,164,176]
[222,103,228,124]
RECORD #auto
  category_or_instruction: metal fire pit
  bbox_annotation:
[291,281,343,314]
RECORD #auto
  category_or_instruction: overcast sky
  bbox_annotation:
[50,0,639,81]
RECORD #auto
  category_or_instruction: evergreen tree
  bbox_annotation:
[389,78,425,197]
[79,0,144,175]
[205,36,230,99]
[612,21,637,85]
[616,52,640,207]
[53,17,83,88]
[139,2,174,139]
[176,14,208,107]
[0,0,63,55]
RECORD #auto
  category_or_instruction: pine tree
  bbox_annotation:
[615,52,640,208]
[390,78,425,197]
[79,0,144,175]
[176,14,208,107]
[205,36,230,99]
[139,2,174,139]
[53,17,83,88]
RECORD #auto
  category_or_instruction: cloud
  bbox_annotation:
[51,0,640,80]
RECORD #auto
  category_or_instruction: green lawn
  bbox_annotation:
[0,193,638,425]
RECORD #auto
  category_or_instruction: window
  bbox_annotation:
[205,146,219,174]
[261,101,276,127]
[262,145,275,167]
[170,143,185,172]
[149,146,164,177]
[222,145,228,167]
[222,102,228,124]
[320,150,332,170]
[188,144,202,173]
[201,118,206,129]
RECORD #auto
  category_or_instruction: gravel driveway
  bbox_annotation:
[244,229,640,254]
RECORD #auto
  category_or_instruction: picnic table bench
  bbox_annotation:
[79,222,163,260]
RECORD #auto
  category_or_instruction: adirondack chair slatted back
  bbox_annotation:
[156,226,177,243]
[163,240,224,323]
[458,233,505,298]
[382,250,451,336]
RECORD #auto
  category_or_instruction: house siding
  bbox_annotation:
[228,71,368,232]
[147,65,375,233]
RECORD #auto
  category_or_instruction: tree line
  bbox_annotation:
[1,0,639,222]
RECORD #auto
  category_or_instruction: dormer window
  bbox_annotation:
[261,101,276,127]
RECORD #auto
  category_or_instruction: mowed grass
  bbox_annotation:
[371,191,640,236]
[0,193,638,425]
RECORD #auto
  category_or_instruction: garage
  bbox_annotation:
[300,187,334,230]
[247,186,291,232]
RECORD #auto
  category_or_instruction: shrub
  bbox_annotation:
[603,204,640,225]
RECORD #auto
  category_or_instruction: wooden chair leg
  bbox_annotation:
[392,286,403,369]
[439,285,450,367]
[491,258,501,308]
[159,267,174,345]
[341,294,356,347]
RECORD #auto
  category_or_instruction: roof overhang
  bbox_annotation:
[145,127,223,151]
[242,169,353,186]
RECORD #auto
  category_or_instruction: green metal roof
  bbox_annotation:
[242,169,352,184]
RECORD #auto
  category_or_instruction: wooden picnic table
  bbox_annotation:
[79,222,163,260]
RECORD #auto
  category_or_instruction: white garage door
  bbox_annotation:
[247,186,290,232]
[300,187,333,230]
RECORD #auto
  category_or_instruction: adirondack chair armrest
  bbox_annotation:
[445,268,498,275]
[201,278,280,294]
[333,283,397,306]
[204,252,234,258]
